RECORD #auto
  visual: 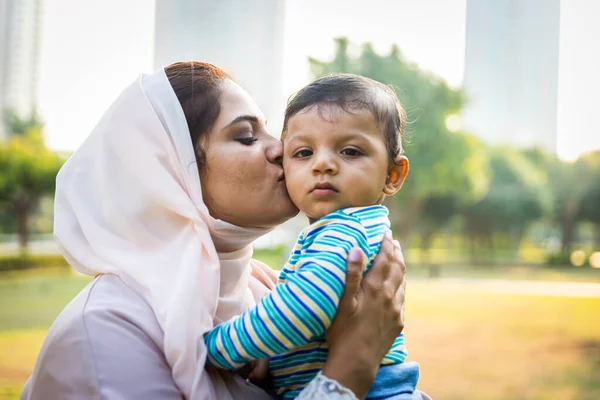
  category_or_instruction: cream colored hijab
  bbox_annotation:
[54,69,278,399]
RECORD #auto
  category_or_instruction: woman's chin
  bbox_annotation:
[271,204,300,227]
[259,201,300,229]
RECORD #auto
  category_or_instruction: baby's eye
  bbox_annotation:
[341,148,363,157]
[293,149,313,158]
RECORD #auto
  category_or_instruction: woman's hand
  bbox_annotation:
[247,358,270,384]
[323,230,406,399]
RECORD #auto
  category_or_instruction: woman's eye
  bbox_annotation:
[293,149,313,158]
[235,136,258,146]
[341,148,363,156]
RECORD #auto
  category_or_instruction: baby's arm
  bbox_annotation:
[203,216,370,370]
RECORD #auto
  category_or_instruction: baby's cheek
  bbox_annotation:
[285,181,304,206]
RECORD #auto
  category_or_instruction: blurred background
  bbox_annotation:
[1,0,599,399]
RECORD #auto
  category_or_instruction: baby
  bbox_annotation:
[205,74,420,399]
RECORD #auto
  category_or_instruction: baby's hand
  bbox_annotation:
[243,358,270,384]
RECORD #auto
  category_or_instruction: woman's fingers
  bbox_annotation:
[247,358,270,383]
[367,230,394,284]
[339,248,365,310]
[387,239,406,291]
[323,232,408,398]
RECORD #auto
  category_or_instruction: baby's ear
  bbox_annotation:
[383,155,409,196]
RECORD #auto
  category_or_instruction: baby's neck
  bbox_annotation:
[306,203,383,225]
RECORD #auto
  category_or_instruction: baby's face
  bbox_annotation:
[282,105,391,223]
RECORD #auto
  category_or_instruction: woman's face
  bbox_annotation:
[199,79,299,228]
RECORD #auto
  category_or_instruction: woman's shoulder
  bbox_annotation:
[80,274,164,344]
[32,274,157,348]
[21,274,180,399]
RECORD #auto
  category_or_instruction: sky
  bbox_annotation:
[37,0,600,161]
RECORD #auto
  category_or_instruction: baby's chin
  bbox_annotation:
[305,204,344,224]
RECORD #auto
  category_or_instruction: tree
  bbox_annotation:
[578,150,600,246]
[462,147,550,261]
[549,155,597,252]
[0,116,64,250]
[3,109,43,136]
[309,38,490,240]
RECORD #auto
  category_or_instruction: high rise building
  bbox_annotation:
[462,0,561,153]
[154,0,286,132]
[0,0,44,139]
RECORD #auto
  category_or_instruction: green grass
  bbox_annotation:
[254,246,289,270]
[1,264,600,399]
[0,268,90,331]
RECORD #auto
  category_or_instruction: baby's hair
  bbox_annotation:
[283,73,406,160]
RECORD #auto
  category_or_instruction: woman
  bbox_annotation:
[21,62,408,400]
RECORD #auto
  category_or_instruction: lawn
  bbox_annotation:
[1,263,599,399]
[406,281,600,400]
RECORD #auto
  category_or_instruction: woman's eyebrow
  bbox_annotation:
[223,115,263,129]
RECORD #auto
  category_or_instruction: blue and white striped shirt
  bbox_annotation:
[204,205,407,399]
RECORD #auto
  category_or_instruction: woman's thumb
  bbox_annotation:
[343,248,365,298]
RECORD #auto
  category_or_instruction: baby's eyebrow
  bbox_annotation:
[284,133,312,145]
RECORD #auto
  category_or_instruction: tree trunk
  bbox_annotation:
[510,226,524,263]
[14,193,34,252]
[560,201,578,253]
[15,206,29,251]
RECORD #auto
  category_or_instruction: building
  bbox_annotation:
[0,0,44,139]
[462,0,561,153]
[154,0,286,132]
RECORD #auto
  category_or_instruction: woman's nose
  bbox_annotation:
[266,139,283,166]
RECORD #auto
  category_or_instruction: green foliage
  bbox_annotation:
[0,129,62,198]
[0,253,69,272]
[2,109,43,136]
[545,251,589,267]
[466,148,549,229]
[304,38,600,257]
[460,147,551,259]
[310,38,490,204]
[0,113,64,248]
[309,38,492,242]
[579,150,600,226]
[253,245,288,270]
[540,152,600,251]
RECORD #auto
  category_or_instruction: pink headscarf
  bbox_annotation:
[54,69,278,399]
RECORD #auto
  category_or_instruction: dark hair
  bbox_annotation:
[165,61,231,169]
[283,74,405,160]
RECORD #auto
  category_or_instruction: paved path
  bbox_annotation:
[420,278,600,298]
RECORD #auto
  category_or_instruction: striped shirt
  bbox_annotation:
[204,205,407,399]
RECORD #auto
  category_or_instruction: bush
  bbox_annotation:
[0,253,69,272]
[546,250,590,268]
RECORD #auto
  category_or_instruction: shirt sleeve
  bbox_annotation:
[295,372,360,400]
[204,214,370,369]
